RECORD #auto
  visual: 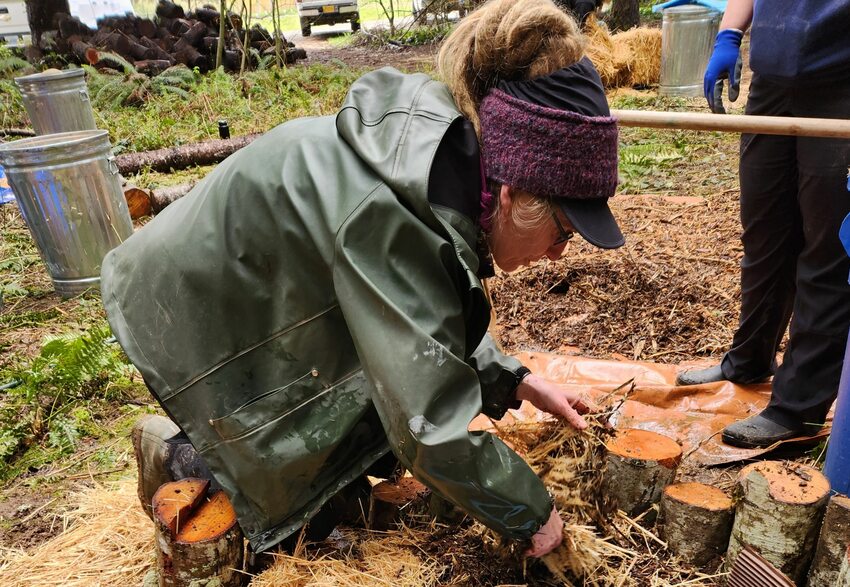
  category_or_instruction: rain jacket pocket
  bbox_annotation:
[209,370,326,442]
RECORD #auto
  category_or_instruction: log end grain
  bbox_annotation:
[664,482,733,511]
[153,477,210,536]
[175,490,238,543]
[606,428,682,468]
[371,477,429,506]
[739,461,830,506]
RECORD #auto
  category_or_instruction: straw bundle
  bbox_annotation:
[497,417,630,585]
[0,481,154,587]
[585,17,662,89]
[251,527,444,587]
[612,28,663,87]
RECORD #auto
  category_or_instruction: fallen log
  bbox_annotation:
[368,477,430,531]
[660,482,733,566]
[726,461,830,584]
[116,134,261,175]
[808,494,850,587]
[124,182,197,218]
[604,428,682,517]
[152,478,244,587]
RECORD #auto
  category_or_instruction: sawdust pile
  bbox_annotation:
[490,190,743,364]
[0,481,153,587]
[585,17,663,88]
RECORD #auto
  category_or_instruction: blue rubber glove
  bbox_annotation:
[704,29,743,114]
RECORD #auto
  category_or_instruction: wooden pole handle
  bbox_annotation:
[611,109,850,138]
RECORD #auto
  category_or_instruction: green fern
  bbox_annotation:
[0,54,30,76]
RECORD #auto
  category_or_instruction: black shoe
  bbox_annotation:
[675,364,726,386]
[721,413,803,449]
[675,364,771,386]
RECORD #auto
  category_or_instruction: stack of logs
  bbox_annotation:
[45,0,306,76]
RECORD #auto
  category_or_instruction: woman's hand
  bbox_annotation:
[525,506,564,557]
[515,373,593,430]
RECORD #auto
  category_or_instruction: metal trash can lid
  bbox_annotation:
[0,130,111,169]
[662,4,717,18]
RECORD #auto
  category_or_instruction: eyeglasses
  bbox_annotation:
[552,212,574,246]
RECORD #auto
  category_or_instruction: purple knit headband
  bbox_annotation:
[479,89,619,201]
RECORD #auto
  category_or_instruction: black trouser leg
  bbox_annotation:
[721,76,800,382]
[766,81,850,428]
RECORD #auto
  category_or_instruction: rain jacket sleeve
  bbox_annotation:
[333,190,553,541]
[470,335,526,420]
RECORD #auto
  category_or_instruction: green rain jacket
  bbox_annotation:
[101,67,553,552]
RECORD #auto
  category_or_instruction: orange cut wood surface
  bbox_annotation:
[153,478,210,536]
[176,490,238,544]
[665,482,733,511]
[372,477,429,505]
[606,428,682,467]
[740,461,830,505]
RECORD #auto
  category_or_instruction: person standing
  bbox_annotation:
[676,0,850,448]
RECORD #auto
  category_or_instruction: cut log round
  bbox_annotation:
[153,478,244,587]
[726,461,830,584]
[368,477,430,530]
[604,428,682,517]
[660,482,734,566]
[124,185,153,219]
[807,494,850,587]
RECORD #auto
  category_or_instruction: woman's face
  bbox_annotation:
[488,186,575,273]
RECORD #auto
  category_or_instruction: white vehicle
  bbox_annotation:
[0,0,29,46]
[411,0,467,19]
[0,0,135,45]
[296,0,360,37]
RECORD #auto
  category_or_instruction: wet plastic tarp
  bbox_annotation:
[472,352,831,467]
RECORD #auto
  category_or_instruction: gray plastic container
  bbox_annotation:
[14,68,97,134]
[0,130,133,297]
[659,6,721,97]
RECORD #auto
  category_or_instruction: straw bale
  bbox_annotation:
[584,16,662,89]
[0,480,154,587]
[612,28,662,87]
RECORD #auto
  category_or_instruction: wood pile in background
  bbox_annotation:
[43,0,305,75]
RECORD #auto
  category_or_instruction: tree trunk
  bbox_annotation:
[115,134,261,175]
[726,461,830,585]
[153,478,244,587]
[26,0,71,44]
[604,428,681,518]
[608,0,639,32]
[660,482,734,566]
[839,545,850,587]
[808,494,850,587]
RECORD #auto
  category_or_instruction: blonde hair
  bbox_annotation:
[437,0,586,133]
[485,183,555,232]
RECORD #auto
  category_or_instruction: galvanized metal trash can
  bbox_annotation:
[659,5,721,97]
[14,69,97,135]
[0,130,133,298]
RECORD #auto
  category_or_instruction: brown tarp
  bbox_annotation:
[472,352,831,466]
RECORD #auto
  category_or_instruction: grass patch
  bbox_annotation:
[0,322,146,483]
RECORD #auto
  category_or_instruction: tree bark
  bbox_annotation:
[153,478,244,587]
[608,0,639,32]
[25,0,71,44]
[726,461,830,585]
[115,134,261,175]
[660,482,733,566]
[808,494,850,587]
[604,428,681,518]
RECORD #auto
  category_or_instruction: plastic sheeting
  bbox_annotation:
[473,352,831,467]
